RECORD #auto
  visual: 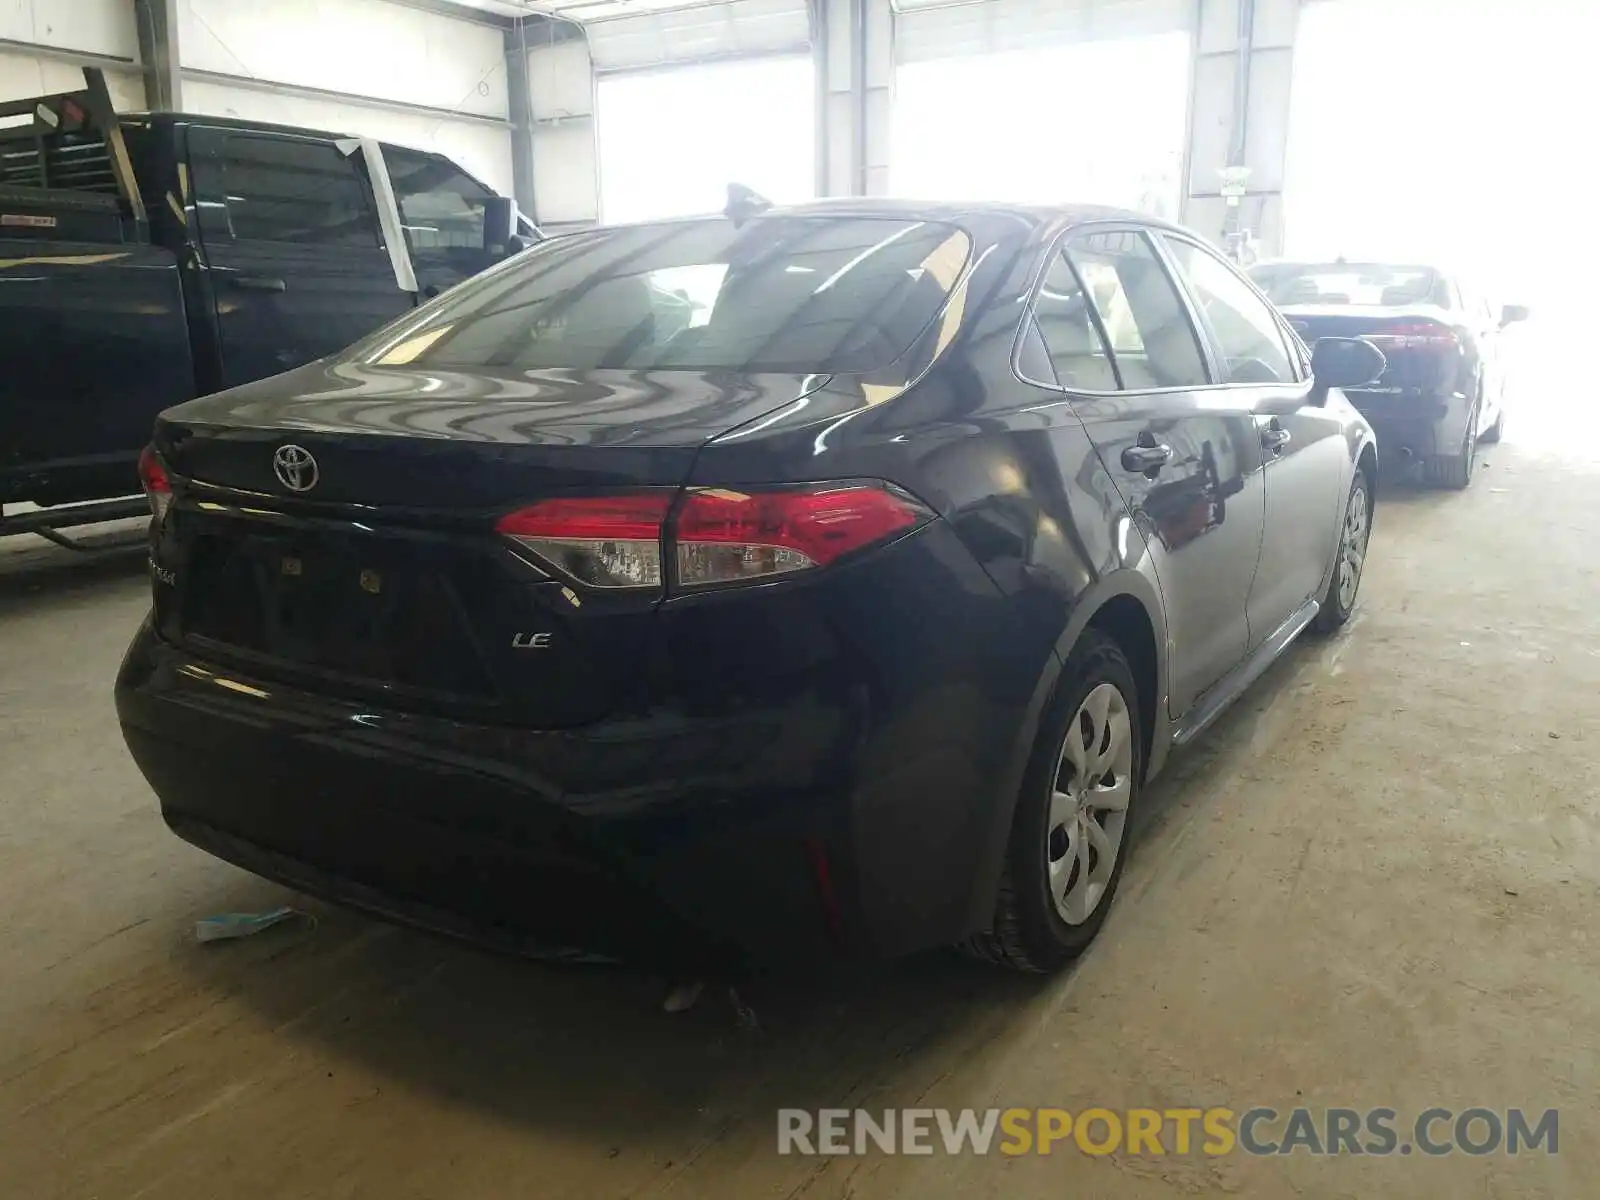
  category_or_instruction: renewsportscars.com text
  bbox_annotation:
[777,1107,1558,1158]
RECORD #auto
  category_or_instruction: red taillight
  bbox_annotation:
[495,492,673,589]
[675,484,927,586]
[1364,321,1460,350]
[138,444,172,522]
[493,482,929,591]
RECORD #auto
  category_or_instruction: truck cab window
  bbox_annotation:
[196,133,378,247]
[382,147,491,253]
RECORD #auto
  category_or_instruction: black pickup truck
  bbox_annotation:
[1,70,533,540]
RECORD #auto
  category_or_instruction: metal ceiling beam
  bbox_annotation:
[180,67,513,127]
[0,37,135,74]
[382,0,519,30]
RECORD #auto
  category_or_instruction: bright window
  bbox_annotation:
[891,33,1190,216]
[598,57,815,224]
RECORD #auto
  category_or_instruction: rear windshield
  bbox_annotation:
[363,216,972,374]
[1248,263,1444,308]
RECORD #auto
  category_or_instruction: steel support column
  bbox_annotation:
[133,0,182,111]
[1183,0,1300,259]
[816,0,892,197]
[506,22,538,221]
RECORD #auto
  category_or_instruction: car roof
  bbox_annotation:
[121,110,397,146]
[592,196,1190,236]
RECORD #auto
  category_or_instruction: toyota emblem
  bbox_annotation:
[272,444,319,492]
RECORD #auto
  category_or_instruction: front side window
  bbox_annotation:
[1165,238,1295,384]
[362,217,971,374]
[1031,250,1118,390]
[383,147,492,252]
[1063,229,1209,389]
[199,134,377,247]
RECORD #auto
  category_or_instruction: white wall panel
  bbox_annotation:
[897,0,1191,64]
[181,0,508,118]
[183,78,515,194]
[586,0,809,72]
[526,35,597,225]
[0,0,137,60]
[0,50,141,107]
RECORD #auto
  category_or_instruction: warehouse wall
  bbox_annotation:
[0,0,142,107]
[180,0,514,193]
[525,31,597,228]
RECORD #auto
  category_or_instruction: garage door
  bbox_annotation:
[895,0,1191,64]
[892,27,1189,215]
[1286,0,1599,352]
[586,0,810,72]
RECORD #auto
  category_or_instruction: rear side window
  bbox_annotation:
[1064,230,1208,389]
[362,217,971,374]
[194,133,377,247]
[383,146,491,252]
[1163,238,1296,384]
[1031,250,1118,390]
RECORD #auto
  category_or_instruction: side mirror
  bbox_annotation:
[481,195,522,259]
[1311,337,1387,392]
[1500,304,1530,326]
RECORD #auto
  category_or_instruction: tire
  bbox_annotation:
[1312,471,1371,634]
[1424,401,1480,489]
[965,629,1143,973]
[1480,404,1504,444]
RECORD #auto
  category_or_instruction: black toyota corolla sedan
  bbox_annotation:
[117,201,1383,973]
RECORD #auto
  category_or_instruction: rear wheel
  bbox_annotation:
[1425,400,1480,489]
[1312,471,1370,634]
[1480,402,1504,444]
[966,630,1141,973]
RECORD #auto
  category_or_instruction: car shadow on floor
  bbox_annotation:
[0,538,146,618]
[161,639,1317,1159]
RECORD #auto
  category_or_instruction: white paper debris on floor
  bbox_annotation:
[195,906,307,943]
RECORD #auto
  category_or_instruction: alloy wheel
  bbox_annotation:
[1337,484,1369,611]
[1046,682,1133,926]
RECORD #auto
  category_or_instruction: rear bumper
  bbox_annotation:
[116,524,1032,967]
[1344,389,1473,461]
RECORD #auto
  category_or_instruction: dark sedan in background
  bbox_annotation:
[1250,261,1529,488]
[118,201,1384,974]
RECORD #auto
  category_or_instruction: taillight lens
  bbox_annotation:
[495,493,673,589]
[138,445,172,523]
[675,484,929,586]
[494,482,930,591]
[1364,321,1460,350]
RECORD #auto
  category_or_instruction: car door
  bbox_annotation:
[381,145,502,300]
[1028,226,1266,718]
[188,127,414,389]
[1159,233,1346,645]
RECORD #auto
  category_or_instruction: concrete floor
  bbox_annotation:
[3,401,1597,1199]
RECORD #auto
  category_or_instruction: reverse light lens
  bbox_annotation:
[675,484,929,587]
[495,493,672,589]
[138,445,172,523]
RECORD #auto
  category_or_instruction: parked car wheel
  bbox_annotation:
[1479,401,1505,444]
[1312,471,1371,634]
[966,629,1142,973]
[1425,400,1479,489]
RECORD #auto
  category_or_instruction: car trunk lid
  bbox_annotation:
[1281,304,1465,396]
[149,364,828,729]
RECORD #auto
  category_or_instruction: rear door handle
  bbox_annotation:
[1261,426,1292,452]
[232,275,287,292]
[1121,442,1174,473]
